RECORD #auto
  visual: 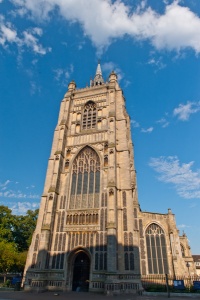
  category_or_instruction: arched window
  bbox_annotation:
[69,147,100,209]
[146,223,168,274]
[82,101,97,130]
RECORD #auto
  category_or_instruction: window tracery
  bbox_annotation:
[146,223,168,274]
[69,147,100,209]
[82,101,97,130]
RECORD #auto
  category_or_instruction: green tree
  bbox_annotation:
[14,251,28,273]
[13,209,39,251]
[0,240,17,282]
[0,206,38,274]
[0,205,39,281]
[0,205,38,251]
[0,206,15,243]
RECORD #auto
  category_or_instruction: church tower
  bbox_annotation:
[23,63,196,293]
[23,63,141,293]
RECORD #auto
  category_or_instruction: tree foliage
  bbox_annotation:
[0,240,17,273]
[13,209,39,251]
[0,240,17,282]
[0,206,38,275]
[0,206,15,243]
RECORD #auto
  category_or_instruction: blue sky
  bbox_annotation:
[0,0,200,254]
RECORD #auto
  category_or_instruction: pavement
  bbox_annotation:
[0,290,200,300]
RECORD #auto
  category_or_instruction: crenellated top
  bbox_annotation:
[66,63,118,96]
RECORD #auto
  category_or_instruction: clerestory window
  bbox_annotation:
[82,101,97,130]
[146,223,168,274]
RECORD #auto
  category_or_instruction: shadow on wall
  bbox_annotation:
[23,236,141,293]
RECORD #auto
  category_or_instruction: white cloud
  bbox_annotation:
[157,117,169,128]
[23,28,51,54]
[149,156,200,199]
[0,15,51,54]
[0,180,39,199]
[54,64,74,86]
[0,179,11,187]
[30,80,41,95]
[178,224,190,229]
[10,0,200,53]
[1,24,18,43]
[0,189,40,199]
[147,56,166,70]
[0,16,19,46]
[141,126,154,133]
[130,119,140,128]
[173,101,200,121]
[102,62,124,81]
[10,201,39,215]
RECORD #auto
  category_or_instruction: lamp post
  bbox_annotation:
[186,262,190,276]
[186,262,191,291]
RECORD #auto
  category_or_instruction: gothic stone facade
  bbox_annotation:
[23,65,196,293]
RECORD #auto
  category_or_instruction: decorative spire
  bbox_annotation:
[96,61,102,77]
[90,61,104,87]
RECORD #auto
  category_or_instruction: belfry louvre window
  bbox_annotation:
[146,223,168,274]
[69,146,100,209]
[82,101,97,130]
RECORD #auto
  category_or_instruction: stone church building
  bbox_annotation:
[23,63,196,293]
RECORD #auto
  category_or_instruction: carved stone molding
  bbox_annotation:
[109,188,114,196]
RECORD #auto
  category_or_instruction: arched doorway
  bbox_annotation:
[72,251,90,292]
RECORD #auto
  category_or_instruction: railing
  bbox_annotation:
[141,275,200,292]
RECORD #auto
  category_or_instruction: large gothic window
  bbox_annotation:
[69,147,100,209]
[146,223,168,274]
[82,101,97,130]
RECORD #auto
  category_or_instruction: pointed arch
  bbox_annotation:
[145,223,168,274]
[69,146,100,209]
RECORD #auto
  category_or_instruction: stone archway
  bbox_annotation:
[71,250,90,292]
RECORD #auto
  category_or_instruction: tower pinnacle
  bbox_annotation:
[90,61,104,87]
